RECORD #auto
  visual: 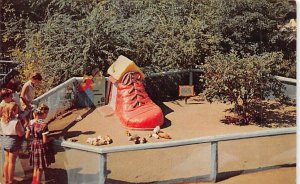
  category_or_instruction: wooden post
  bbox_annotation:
[210,141,218,182]
[99,153,107,184]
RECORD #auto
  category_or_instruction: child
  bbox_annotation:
[26,104,55,184]
[1,102,25,184]
[0,88,14,118]
[20,72,43,127]
[6,78,22,109]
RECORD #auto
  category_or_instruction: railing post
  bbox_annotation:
[189,71,193,85]
[210,141,218,182]
[99,153,107,184]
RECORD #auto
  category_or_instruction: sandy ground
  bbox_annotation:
[14,96,296,183]
[50,96,296,144]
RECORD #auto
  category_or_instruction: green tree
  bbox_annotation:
[94,0,219,73]
[211,0,292,55]
[0,0,49,59]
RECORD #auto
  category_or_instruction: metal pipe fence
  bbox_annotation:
[0,60,19,88]
[0,60,18,76]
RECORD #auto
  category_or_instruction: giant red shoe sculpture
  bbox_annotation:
[107,56,164,129]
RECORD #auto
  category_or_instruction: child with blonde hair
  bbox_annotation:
[26,104,55,184]
[1,102,25,184]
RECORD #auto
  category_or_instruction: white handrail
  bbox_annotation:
[274,75,297,84]
[54,127,296,154]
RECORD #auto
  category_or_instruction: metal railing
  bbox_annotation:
[274,75,297,85]
[54,127,296,184]
[0,60,18,76]
[0,60,19,88]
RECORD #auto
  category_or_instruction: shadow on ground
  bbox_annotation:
[104,163,296,184]
[221,101,296,128]
[49,107,96,139]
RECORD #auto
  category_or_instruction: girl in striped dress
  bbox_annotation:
[26,104,54,184]
[1,102,25,184]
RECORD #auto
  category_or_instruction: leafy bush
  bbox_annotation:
[202,51,286,121]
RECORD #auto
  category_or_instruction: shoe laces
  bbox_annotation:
[121,72,146,109]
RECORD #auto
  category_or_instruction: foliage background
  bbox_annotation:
[0,0,296,95]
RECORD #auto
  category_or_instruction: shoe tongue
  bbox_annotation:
[121,72,141,85]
